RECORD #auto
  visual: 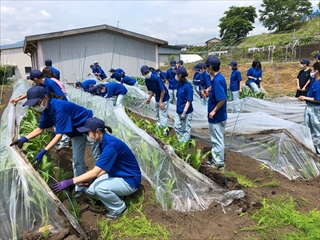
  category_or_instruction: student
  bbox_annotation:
[165,60,179,104]
[298,61,320,154]
[75,79,97,92]
[120,76,138,87]
[176,60,184,68]
[94,62,107,81]
[246,60,262,93]
[173,67,193,142]
[229,61,242,101]
[156,68,168,89]
[309,53,320,90]
[104,82,128,106]
[199,63,211,106]
[295,58,311,97]
[53,117,141,219]
[109,68,125,81]
[10,86,100,198]
[141,65,169,136]
[205,56,227,169]
[45,59,60,80]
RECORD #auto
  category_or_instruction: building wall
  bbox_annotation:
[0,47,32,79]
[38,31,157,83]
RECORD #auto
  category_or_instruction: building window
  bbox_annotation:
[25,67,31,74]
[11,68,15,75]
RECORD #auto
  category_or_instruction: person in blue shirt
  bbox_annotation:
[109,68,125,82]
[229,61,242,101]
[120,76,138,87]
[52,117,141,220]
[94,62,107,80]
[205,56,227,169]
[165,60,180,104]
[309,53,320,91]
[105,82,128,106]
[246,60,262,93]
[192,63,201,96]
[75,79,97,92]
[298,61,320,154]
[156,68,168,88]
[141,65,169,135]
[176,60,184,68]
[199,63,211,106]
[10,86,100,199]
[45,59,60,80]
[173,67,193,142]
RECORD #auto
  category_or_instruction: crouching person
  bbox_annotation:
[53,117,141,220]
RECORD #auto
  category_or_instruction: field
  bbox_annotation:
[1,62,320,240]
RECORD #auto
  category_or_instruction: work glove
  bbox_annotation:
[253,77,257,81]
[180,111,187,120]
[10,136,28,149]
[53,179,74,193]
[32,149,47,167]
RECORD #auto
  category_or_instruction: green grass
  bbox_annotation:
[225,171,255,188]
[242,195,320,239]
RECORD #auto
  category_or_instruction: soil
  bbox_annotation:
[1,62,320,240]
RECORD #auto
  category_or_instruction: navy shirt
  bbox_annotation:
[246,67,262,86]
[193,72,201,86]
[96,66,107,79]
[165,68,180,90]
[38,98,93,138]
[105,82,127,98]
[42,78,67,101]
[297,69,311,90]
[230,69,242,91]
[176,81,194,114]
[111,68,125,81]
[121,76,137,86]
[145,73,169,102]
[96,133,141,189]
[306,79,320,106]
[49,66,60,80]
[81,80,96,92]
[200,71,211,90]
[207,72,228,123]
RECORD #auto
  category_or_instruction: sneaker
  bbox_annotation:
[105,207,127,220]
[206,161,224,169]
[74,191,84,199]
[55,144,69,151]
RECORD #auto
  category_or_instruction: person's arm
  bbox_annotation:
[10,93,27,104]
[297,78,301,90]
[239,80,243,93]
[25,127,44,139]
[183,101,191,112]
[44,134,62,151]
[209,100,226,119]
[145,91,154,104]
[73,166,104,184]
[302,80,310,91]
[159,90,165,110]
[298,96,320,103]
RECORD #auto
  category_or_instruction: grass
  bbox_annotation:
[224,171,255,188]
[242,195,320,239]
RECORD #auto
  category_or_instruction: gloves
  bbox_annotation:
[253,77,257,81]
[32,149,47,167]
[180,111,187,120]
[10,136,28,148]
[53,179,74,193]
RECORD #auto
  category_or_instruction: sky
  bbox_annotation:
[0,0,319,46]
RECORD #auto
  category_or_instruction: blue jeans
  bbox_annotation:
[72,135,100,192]
[249,82,260,93]
[304,105,320,154]
[209,120,226,165]
[85,174,138,216]
[155,101,169,128]
[174,112,193,142]
[169,89,177,104]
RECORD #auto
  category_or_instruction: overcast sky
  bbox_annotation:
[1,0,319,46]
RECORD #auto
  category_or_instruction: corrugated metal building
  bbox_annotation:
[23,25,168,83]
[158,45,182,66]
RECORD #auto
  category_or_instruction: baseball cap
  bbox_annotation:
[173,67,188,77]
[94,61,99,65]
[205,56,220,68]
[170,60,176,67]
[27,70,42,80]
[140,65,150,75]
[314,53,320,59]
[228,61,237,66]
[77,117,106,132]
[177,60,183,65]
[300,58,310,64]
[45,59,52,65]
[23,86,48,106]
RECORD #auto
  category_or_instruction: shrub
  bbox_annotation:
[0,65,13,85]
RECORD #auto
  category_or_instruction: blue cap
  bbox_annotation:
[314,53,320,59]
[140,65,150,75]
[170,60,176,66]
[197,62,206,69]
[177,60,183,65]
[27,69,42,80]
[205,56,220,68]
[45,59,52,65]
[109,68,115,73]
[300,58,310,64]
[77,117,105,133]
[173,67,188,77]
[23,86,48,106]
[228,61,237,66]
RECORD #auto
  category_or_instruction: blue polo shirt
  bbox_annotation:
[38,98,93,137]
[176,81,194,114]
[81,80,96,92]
[42,78,67,101]
[121,76,137,86]
[49,66,60,80]
[159,71,166,81]
[105,82,127,98]
[193,72,201,86]
[200,71,211,90]
[306,80,320,106]
[207,72,227,123]
[246,67,262,86]
[96,66,107,79]
[230,69,242,91]
[111,68,125,81]
[96,133,141,189]
[145,73,169,102]
[165,68,180,90]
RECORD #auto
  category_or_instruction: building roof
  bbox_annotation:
[24,24,168,54]
[205,37,221,45]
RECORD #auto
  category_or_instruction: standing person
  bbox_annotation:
[45,59,60,80]
[205,56,227,169]
[229,61,242,101]
[245,60,262,93]
[53,117,141,219]
[141,65,169,136]
[192,63,201,96]
[173,67,194,142]
[10,86,100,198]
[176,60,184,68]
[309,53,320,90]
[120,76,138,87]
[298,61,320,154]
[156,68,168,89]
[199,63,211,106]
[165,60,179,104]
[295,58,311,98]
[104,82,128,107]
[75,79,96,92]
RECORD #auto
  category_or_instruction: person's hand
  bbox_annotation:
[159,102,165,110]
[302,87,306,91]
[209,111,216,119]
[298,96,305,101]
[180,111,187,120]
[239,88,242,93]
[202,90,207,99]
[145,99,150,104]
[10,137,28,148]
[297,87,301,90]
[10,98,20,104]
[32,149,47,167]
[52,179,74,193]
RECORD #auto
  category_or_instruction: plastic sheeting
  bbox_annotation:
[0,80,87,240]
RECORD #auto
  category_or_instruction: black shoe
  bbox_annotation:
[74,191,84,199]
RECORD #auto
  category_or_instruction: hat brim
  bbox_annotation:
[22,98,40,107]
[76,126,92,133]
[27,76,32,79]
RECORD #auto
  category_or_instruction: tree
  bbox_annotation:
[318,1,320,9]
[218,6,257,46]
[259,0,312,32]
